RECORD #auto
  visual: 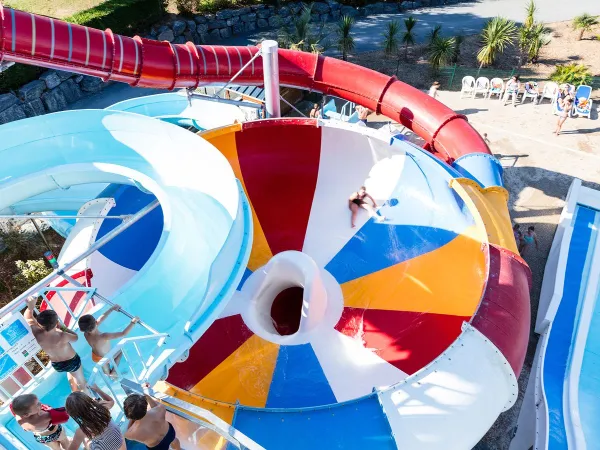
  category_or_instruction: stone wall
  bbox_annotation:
[0,71,106,124]
[149,0,467,44]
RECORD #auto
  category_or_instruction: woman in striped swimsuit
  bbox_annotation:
[66,385,126,450]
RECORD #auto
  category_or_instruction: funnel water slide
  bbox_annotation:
[0,6,531,449]
[155,119,530,449]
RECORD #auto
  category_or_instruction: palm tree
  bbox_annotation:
[382,21,400,57]
[573,13,599,40]
[428,36,456,71]
[524,0,536,28]
[279,4,329,53]
[518,25,531,66]
[337,15,355,61]
[477,17,516,68]
[527,23,551,63]
[451,34,463,64]
[401,17,417,61]
[427,24,442,47]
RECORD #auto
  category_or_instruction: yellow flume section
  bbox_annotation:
[200,125,273,270]
[156,381,236,424]
[450,178,519,254]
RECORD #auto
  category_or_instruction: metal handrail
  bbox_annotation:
[0,200,159,319]
[120,379,266,450]
[88,334,169,389]
[0,214,132,220]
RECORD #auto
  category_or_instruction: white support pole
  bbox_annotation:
[261,40,281,118]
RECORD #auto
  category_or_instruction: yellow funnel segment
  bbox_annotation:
[450,178,519,254]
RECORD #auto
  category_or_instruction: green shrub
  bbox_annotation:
[13,260,52,294]
[68,0,165,35]
[176,0,198,16]
[197,0,232,13]
[550,63,593,86]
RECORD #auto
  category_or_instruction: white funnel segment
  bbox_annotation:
[241,251,343,345]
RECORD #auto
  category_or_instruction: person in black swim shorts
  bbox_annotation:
[124,392,181,450]
[25,297,86,391]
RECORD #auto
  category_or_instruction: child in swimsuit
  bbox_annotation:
[12,394,70,449]
[124,391,181,450]
[25,297,86,391]
[513,223,522,248]
[520,226,539,255]
[348,186,386,228]
[66,387,126,450]
[78,304,139,378]
[555,94,573,136]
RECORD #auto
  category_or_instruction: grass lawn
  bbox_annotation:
[4,0,106,18]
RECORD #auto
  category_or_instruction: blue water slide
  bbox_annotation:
[541,205,599,449]
[106,91,246,131]
[451,153,504,188]
[0,108,251,366]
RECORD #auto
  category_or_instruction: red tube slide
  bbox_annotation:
[0,5,490,162]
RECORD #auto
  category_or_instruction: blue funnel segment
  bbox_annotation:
[96,185,164,271]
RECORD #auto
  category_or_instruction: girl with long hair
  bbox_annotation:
[65,385,125,450]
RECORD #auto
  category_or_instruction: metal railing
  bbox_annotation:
[121,379,266,450]
[0,199,161,409]
[86,333,169,424]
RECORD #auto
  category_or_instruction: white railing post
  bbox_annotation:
[261,40,280,118]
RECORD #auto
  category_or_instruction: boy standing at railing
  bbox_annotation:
[123,390,181,450]
[78,304,139,378]
[25,297,86,392]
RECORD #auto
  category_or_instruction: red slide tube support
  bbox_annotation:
[0,5,491,162]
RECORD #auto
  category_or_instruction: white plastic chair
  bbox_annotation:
[521,81,539,104]
[503,80,520,106]
[539,82,558,104]
[460,76,476,98]
[487,78,504,100]
[472,77,490,99]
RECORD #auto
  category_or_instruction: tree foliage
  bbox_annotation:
[401,16,417,60]
[337,15,355,61]
[518,1,550,65]
[428,36,456,71]
[427,24,443,47]
[477,17,516,67]
[0,222,63,306]
[550,63,593,86]
[382,20,401,57]
[279,3,329,54]
[572,14,599,40]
